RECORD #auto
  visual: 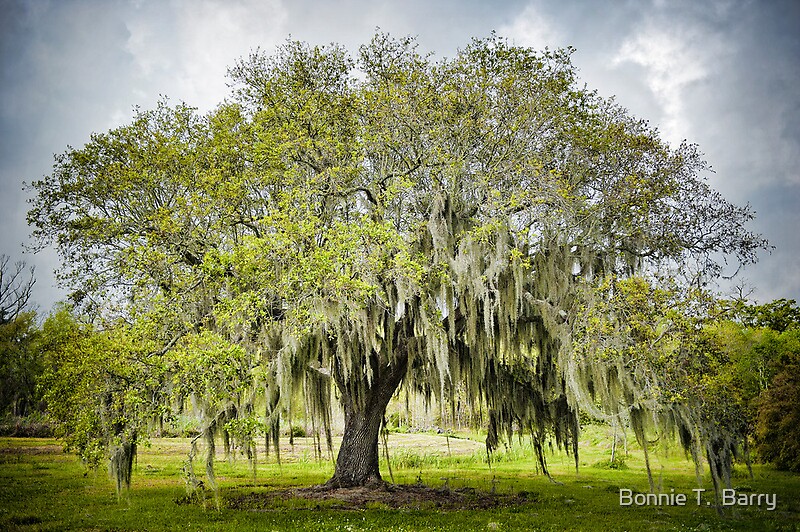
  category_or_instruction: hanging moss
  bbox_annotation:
[109,439,136,497]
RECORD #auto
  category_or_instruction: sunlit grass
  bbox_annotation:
[1,427,799,531]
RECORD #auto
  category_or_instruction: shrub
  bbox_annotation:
[591,457,628,470]
[0,414,55,437]
[289,425,307,438]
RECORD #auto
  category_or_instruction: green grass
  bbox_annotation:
[1,428,799,531]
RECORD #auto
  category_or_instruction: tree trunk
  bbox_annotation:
[327,349,408,488]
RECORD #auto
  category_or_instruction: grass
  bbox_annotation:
[1,427,799,531]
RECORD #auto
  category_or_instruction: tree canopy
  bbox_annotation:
[28,34,767,493]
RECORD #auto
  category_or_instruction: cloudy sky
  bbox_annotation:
[2,0,799,312]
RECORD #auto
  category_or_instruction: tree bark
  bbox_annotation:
[326,348,408,488]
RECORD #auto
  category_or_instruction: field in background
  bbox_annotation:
[1,426,799,531]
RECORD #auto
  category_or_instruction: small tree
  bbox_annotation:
[28,34,766,490]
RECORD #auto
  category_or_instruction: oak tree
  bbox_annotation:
[28,34,766,491]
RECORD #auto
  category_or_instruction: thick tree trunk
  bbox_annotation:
[326,349,408,488]
[328,394,388,487]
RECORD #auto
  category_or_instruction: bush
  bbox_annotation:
[0,414,55,437]
[591,457,628,470]
[289,425,307,438]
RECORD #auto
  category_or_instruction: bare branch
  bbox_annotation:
[0,255,36,324]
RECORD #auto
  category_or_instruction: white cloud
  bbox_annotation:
[497,3,562,49]
[124,0,288,114]
[613,23,724,145]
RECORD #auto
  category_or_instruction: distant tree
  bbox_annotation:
[0,255,35,325]
[27,34,767,491]
[744,298,800,332]
[707,298,800,472]
[754,329,800,471]
[0,311,40,416]
[0,256,39,416]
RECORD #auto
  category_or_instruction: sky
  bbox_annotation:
[1,0,799,313]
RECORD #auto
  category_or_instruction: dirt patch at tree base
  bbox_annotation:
[226,483,538,511]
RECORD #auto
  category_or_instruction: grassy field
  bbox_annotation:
[1,427,798,531]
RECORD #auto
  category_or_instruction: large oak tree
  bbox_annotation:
[28,34,766,490]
